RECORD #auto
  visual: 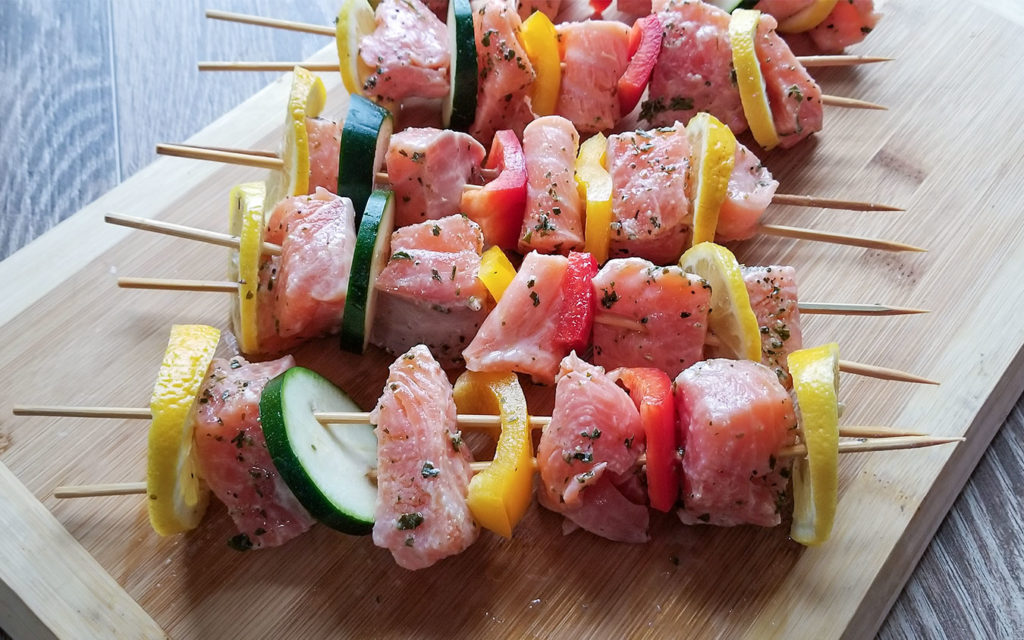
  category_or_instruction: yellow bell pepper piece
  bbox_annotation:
[575,133,613,265]
[778,0,840,33]
[147,325,220,535]
[478,245,518,303]
[228,182,266,354]
[454,371,534,538]
[788,342,840,546]
[518,11,561,116]
[729,10,780,150]
[686,113,737,246]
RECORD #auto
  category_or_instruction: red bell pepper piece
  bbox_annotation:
[554,251,599,354]
[618,15,663,118]
[589,0,612,17]
[617,368,679,512]
[459,130,527,251]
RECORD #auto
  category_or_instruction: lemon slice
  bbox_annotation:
[575,132,613,265]
[146,325,221,535]
[686,113,737,246]
[227,182,266,354]
[478,245,518,303]
[778,0,840,33]
[788,342,840,546]
[269,66,327,205]
[336,0,376,95]
[729,10,780,150]
[678,242,761,362]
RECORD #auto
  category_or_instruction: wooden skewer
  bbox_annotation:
[113,277,935,383]
[771,193,903,212]
[11,402,926,440]
[156,143,284,170]
[105,213,283,256]
[797,55,892,67]
[198,61,341,72]
[837,360,939,385]
[49,435,963,499]
[169,142,280,158]
[820,95,886,110]
[798,303,928,316]
[202,10,888,70]
[54,482,148,499]
[118,277,238,293]
[778,436,963,458]
[115,275,928,323]
[194,62,884,109]
[157,144,902,215]
[758,224,926,253]
[13,406,154,419]
[205,9,335,36]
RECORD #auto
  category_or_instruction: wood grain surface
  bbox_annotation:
[1,1,1023,638]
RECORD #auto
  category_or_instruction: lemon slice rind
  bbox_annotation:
[730,10,780,150]
[778,0,840,33]
[336,0,377,95]
[788,342,840,546]
[687,113,737,246]
[146,324,221,536]
[228,182,266,354]
[679,242,761,362]
[269,66,326,205]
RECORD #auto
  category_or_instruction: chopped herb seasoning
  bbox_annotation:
[227,533,253,551]
[576,470,596,483]
[431,269,442,282]
[668,96,694,111]
[580,428,601,439]
[421,462,440,478]
[600,288,619,309]
[450,431,464,451]
[432,224,441,236]
[390,251,413,261]
[530,291,541,307]
[397,513,424,530]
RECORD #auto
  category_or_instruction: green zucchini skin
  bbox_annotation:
[261,367,377,535]
[341,189,396,353]
[443,0,477,131]
[709,0,758,10]
[338,95,393,225]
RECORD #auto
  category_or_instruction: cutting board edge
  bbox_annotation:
[839,343,1024,639]
[0,461,166,640]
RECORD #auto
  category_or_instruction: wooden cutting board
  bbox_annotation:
[3,1,1024,638]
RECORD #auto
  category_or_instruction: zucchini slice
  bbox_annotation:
[227,182,266,354]
[341,189,396,353]
[338,95,393,224]
[442,0,477,131]
[261,367,377,535]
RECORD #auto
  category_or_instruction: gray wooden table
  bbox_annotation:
[1,1,1021,637]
